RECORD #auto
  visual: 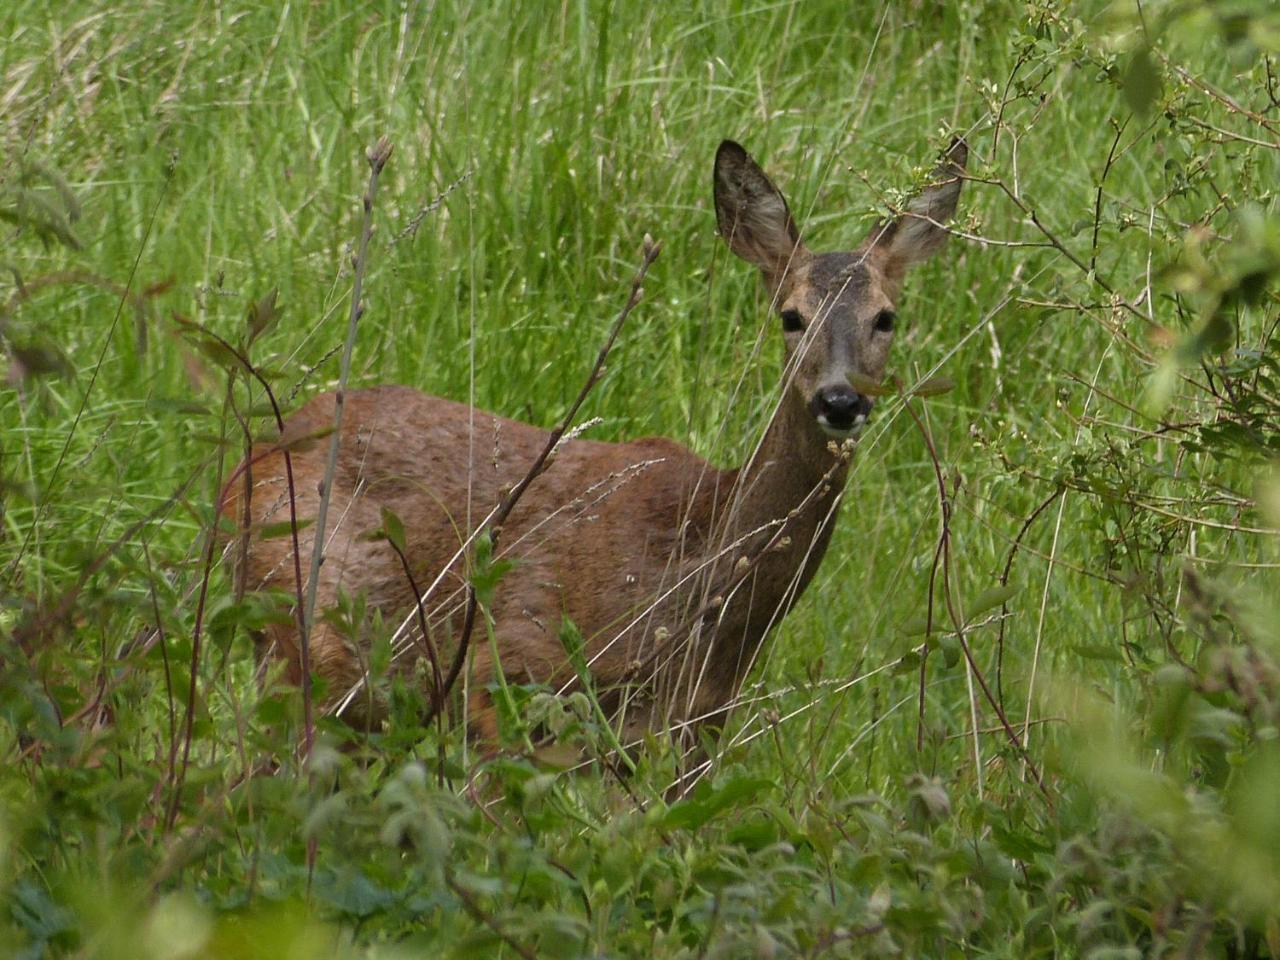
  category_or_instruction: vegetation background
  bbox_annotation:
[3,0,1279,956]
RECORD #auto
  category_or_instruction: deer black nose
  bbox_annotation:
[811,386,874,432]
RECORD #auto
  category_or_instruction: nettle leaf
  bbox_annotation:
[725,815,783,851]
[312,867,395,919]
[206,593,293,649]
[991,823,1053,860]
[905,773,951,827]
[660,776,773,831]
[10,880,75,946]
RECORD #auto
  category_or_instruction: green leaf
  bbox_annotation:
[965,583,1019,622]
[275,423,335,452]
[847,372,895,397]
[312,867,395,919]
[260,517,315,540]
[899,614,935,636]
[725,816,782,851]
[470,532,514,607]
[905,772,951,826]
[938,633,962,669]
[189,333,242,371]
[380,506,406,553]
[206,594,292,646]
[1069,643,1127,663]
[557,617,589,684]
[10,880,75,945]
[246,288,282,344]
[893,648,922,674]
[660,776,773,830]
[907,375,955,397]
[990,823,1053,860]
[146,397,212,416]
[1122,46,1162,116]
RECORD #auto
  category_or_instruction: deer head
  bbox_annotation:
[713,138,967,438]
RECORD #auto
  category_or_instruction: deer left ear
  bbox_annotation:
[866,137,967,280]
[713,140,804,277]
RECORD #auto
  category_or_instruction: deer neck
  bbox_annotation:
[661,385,851,720]
[716,386,851,602]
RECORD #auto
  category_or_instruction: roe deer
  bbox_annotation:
[222,136,966,745]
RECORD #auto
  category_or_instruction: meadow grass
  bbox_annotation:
[3,0,1279,956]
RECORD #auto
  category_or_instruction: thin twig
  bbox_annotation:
[183,321,310,766]
[994,487,1063,710]
[383,535,449,784]
[142,540,178,812]
[301,135,394,757]
[899,391,1054,806]
[1090,117,1128,275]
[446,873,539,960]
[167,378,234,832]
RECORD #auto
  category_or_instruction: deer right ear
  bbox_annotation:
[864,137,967,282]
[713,140,803,275]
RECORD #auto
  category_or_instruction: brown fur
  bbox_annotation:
[221,137,966,742]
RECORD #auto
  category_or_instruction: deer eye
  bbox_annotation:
[780,309,805,333]
[874,310,896,333]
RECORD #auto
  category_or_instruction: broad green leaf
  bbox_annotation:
[847,372,894,396]
[965,583,1019,621]
[908,375,955,397]
[660,776,773,830]
[1122,46,1162,116]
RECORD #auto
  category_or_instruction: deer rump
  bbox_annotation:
[222,135,966,744]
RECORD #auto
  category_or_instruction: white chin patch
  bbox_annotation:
[817,415,867,440]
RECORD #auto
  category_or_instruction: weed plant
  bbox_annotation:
[2,1,1279,956]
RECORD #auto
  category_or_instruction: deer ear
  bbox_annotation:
[714,140,803,275]
[866,137,967,278]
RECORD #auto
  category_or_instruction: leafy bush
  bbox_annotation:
[2,0,1279,956]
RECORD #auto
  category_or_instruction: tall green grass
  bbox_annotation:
[3,0,1279,955]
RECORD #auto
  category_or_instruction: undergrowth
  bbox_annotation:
[2,0,1279,956]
